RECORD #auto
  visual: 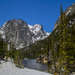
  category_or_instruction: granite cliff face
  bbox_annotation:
[1,19,49,49]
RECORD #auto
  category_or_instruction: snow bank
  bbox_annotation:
[0,61,50,75]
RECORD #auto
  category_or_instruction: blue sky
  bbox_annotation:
[0,0,75,32]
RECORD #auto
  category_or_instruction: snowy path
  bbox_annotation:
[0,61,51,75]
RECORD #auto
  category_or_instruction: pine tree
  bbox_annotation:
[0,35,8,60]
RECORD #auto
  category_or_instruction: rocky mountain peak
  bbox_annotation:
[0,19,49,49]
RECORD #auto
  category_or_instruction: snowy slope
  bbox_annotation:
[0,61,50,75]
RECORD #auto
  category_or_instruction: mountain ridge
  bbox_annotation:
[0,19,50,49]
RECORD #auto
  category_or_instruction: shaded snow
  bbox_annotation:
[0,61,50,75]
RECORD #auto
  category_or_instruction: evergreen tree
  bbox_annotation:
[0,35,8,60]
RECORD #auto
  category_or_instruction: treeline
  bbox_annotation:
[0,36,24,68]
[23,38,49,59]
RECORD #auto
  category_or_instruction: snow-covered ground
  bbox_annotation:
[0,61,50,75]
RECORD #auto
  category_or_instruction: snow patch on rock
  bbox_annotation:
[0,29,5,39]
[28,24,50,42]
